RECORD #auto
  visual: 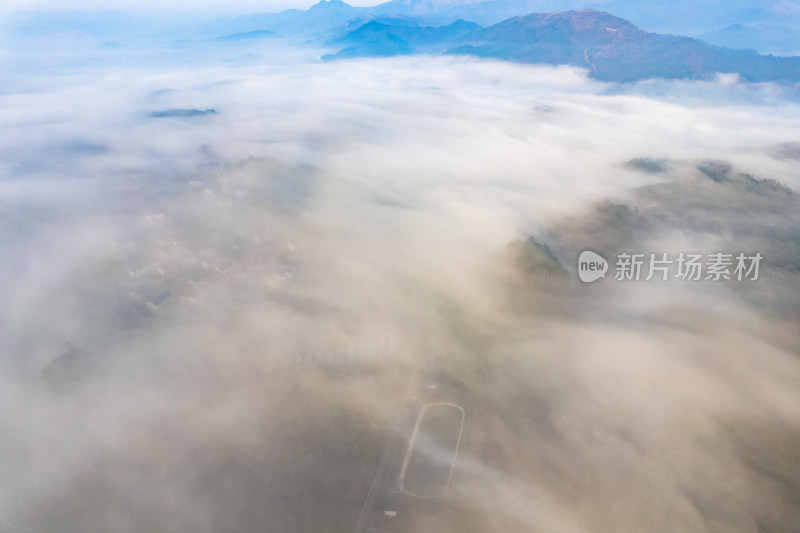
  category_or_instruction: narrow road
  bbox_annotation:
[352,374,418,533]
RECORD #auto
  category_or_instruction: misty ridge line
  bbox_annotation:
[4,0,800,85]
[7,0,799,55]
[319,10,800,84]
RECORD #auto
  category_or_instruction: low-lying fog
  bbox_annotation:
[1,38,798,532]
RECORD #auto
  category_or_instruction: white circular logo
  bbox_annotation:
[578,251,608,283]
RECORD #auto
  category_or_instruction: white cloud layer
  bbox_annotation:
[1,38,799,532]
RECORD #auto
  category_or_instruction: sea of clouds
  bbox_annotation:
[1,36,799,532]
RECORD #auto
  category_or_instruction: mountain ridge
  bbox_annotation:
[324,9,800,83]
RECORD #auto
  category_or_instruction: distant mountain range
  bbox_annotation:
[699,23,800,58]
[324,9,800,83]
[4,0,800,84]
[201,0,800,56]
[206,0,362,39]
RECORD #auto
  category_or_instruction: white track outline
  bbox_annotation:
[398,402,465,498]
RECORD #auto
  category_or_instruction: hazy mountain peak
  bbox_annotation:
[309,0,355,11]
[386,0,481,8]
[374,0,483,16]
[515,9,648,34]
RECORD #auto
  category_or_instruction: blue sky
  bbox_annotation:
[1,0,385,16]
